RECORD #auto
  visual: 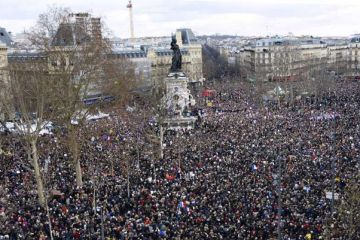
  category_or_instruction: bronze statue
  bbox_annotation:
[170,36,182,72]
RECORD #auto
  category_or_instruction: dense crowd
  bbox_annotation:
[1,80,360,239]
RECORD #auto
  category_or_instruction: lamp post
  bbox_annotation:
[124,150,130,198]
[330,131,336,217]
[331,91,338,217]
[276,153,283,240]
[160,124,164,159]
[100,206,104,240]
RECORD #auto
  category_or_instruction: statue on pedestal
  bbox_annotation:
[170,36,182,72]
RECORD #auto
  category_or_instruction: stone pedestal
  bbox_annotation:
[160,72,197,130]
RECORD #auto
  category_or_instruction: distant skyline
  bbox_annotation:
[1,0,360,38]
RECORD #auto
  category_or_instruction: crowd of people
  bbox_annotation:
[0,80,360,239]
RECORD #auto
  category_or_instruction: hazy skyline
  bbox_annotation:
[1,0,360,38]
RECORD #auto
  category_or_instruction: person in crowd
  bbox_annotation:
[0,80,358,239]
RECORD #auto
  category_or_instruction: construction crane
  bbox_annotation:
[126,0,135,42]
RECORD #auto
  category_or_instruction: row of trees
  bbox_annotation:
[202,40,358,108]
[0,7,136,207]
[235,44,345,107]
[202,44,241,81]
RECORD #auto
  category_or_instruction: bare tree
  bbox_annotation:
[302,55,334,102]
[202,44,230,81]
[1,57,57,207]
[101,55,136,105]
[26,7,135,187]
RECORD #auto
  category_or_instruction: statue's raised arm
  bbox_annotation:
[170,36,182,72]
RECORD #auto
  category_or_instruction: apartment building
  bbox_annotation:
[349,35,360,77]
[0,43,9,120]
[239,38,331,82]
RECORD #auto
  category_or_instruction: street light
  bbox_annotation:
[329,132,336,217]
[276,153,283,240]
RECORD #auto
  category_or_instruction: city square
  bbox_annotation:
[1,1,360,239]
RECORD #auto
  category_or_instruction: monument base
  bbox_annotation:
[160,70,196,131]
[162,116,197,130]
[167,71,186,78]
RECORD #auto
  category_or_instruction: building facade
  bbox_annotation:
[349,35,360,77]
[4,23,204,97]
[0,43,7,69]
[327,44,349,74]
[0,43,9,120]
[112,29,204,90]
[239,38,330,82]
[0,28,13,47]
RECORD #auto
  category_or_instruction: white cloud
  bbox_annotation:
[0,0,359,37]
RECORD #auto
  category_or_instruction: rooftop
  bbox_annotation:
[350,35,360,43]
[253,37,327,48]
[177,28,198,45]
[111,48,189,58]
[0,27,13,47]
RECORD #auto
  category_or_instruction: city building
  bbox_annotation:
[112,28,204,90]
[349,35,360,78]
[0,43,7,68]
[0,43,9,120]
[327,44,349,74]
[0,27,13,47]
[110,48,151,89]
[52,13,102,46]
[238,37,341,82]
[3,19,205,95]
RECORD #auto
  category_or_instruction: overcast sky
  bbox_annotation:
[1,0,359,38]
